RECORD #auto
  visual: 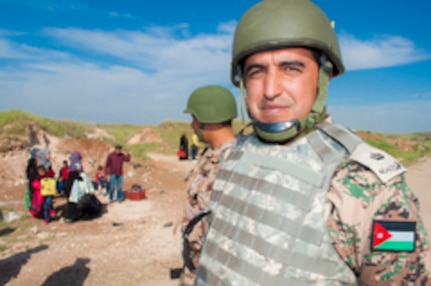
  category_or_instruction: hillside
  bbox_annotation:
[1,110,430,165]
[0,110,431,285]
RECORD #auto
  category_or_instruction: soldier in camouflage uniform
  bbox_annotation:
[194,1,431,285]
[179,85,238,286]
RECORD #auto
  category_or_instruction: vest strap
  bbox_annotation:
[317,122,362,154]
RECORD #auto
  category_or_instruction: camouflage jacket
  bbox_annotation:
[327,159,430,285]
[179,140,236,286]
[181,140,237,235]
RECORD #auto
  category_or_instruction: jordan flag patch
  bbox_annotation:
[371,220,416,252]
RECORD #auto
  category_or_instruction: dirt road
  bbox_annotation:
[0,154,430,285]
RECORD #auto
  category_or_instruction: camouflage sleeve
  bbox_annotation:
[326,160,431,285]
[180,148,214,232]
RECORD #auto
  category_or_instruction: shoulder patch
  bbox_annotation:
[350,143,406,183]
[371,220,416,252]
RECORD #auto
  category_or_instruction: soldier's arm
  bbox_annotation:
[327,160,430,285]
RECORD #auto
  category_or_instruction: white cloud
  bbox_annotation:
[328,100,431,133]
[1,24,430,131]
[0,24,233,124]
[340,34,430,71]
[0,38,68,60]
[217,21,237,34]
[0,29,24,37]
[43,27,232,74]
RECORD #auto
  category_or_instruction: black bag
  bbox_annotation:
[77,194,102,219]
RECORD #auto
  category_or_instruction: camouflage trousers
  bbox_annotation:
[178,267,195,286]
[178,233,202,286]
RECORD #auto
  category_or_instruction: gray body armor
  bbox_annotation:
[195,123,364,286]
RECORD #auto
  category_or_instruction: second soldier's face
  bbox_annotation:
[243,48,319,123]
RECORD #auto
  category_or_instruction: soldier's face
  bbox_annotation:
[243,48,319,123]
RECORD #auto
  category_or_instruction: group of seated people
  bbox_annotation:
[26,148,104,224]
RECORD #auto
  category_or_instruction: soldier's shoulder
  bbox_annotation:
[347,143,406,184]
[317,122,406,183]
[331,145,408,205]
[217,140,236,155]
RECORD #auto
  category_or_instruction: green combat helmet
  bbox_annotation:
[184,85,238,124]
[231,0,344,143]
[184,85,238,141]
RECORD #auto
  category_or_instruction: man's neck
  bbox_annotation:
[209,127,236,149]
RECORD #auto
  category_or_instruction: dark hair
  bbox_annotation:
[221,120,233,127]
[37,165,46,172]
[115,145,122,149]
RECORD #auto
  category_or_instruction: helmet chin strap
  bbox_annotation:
[241,55,333,143]
[198,123,205,142]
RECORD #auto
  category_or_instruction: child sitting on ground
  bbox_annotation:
[92,165,108,195]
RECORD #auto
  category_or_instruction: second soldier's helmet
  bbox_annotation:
[183,85,238,124]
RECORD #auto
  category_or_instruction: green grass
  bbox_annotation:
[128,144,151,160]
[1,109,430,165]
[365,138,431,166]
[154,120,193,153]
[0,109,94,138]
[154,119,252,154]
[99,123,143,146]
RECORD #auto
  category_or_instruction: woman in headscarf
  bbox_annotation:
[26,148,39,193]
[63,151,83,222]
[63,151,82,198]
[36,148,54,176]
[25,148,39,210]
[63,151,101,223]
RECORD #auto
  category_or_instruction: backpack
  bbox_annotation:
[40,177,57,196]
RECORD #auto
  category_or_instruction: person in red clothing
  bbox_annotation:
[57,160,69,196]
[104,145,131,203]
[92,165,108,195]
[30,165,56,223]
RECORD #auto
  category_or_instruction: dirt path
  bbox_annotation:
[0,153,194,286]
[0,155,430,285]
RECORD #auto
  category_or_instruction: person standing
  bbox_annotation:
[105,145,131,203]
[179,132,189,160]
[190,133,200,161]
[57,160,69,196]
[25,147,39,209]
[194,0,430,285]
[179,85,238,286]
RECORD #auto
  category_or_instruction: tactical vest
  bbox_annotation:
[195,123,366,286]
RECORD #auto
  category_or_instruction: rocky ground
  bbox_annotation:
[0,135,430,285]
[0,144,195,286]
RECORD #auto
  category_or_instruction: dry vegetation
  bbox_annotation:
[0,110,431,285]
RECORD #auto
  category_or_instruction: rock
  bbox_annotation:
[4,211,21,222]
[12,242,26,253]
[30,225,38,234]
[56,232,68,238]
[163,222,173,228]
[37,232,50,240]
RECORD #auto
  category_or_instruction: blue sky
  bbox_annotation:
[0,0,430,133]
